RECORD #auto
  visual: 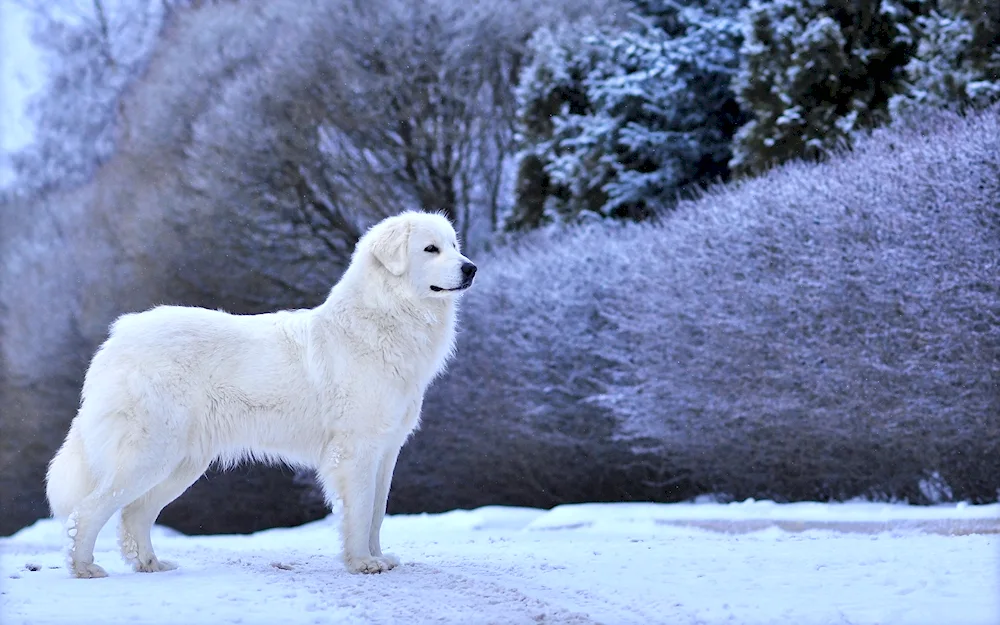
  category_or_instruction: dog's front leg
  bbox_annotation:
[368,443,403,563]
[320,447,397,574]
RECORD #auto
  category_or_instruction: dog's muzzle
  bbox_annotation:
[430,262,477,292]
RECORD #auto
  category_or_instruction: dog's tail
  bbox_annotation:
[46,424,95,518]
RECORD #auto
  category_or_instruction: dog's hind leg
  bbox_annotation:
[66,432,175,579]
[67,481,152,579]
[119,462,206,573]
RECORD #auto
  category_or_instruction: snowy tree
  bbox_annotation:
[730,0,922,175]
[890,2,1000,117]
[173,0,621,248]
[310,0,531,241]
[508,5,745,231]
[507,20,609,231]
[630,0,747,34]
[10,0,166,195]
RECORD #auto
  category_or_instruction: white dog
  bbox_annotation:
[45,211,475,578]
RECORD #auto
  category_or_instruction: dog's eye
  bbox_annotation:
[424,245,439,254]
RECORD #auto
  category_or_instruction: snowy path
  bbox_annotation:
[2,502,998,624]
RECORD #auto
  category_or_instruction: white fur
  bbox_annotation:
[45,211,475,578]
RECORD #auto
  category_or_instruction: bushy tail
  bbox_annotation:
[46,425,95,518]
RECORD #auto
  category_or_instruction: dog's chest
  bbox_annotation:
[366,387,423,437]
[365,323,454,392]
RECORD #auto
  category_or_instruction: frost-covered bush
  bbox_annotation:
[890,3,1000,117]
[397,105,1000,509]
[508,4,745,230]
[731,0,921,175]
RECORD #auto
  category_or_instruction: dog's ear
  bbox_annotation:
[370,218,411,276]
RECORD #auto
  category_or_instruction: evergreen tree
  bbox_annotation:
[890,1,1000,117]
[508,5,744,231]
[507,20,603,231]
[730,0,921,176]
[631,0,747,34]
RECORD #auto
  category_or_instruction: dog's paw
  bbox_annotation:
[70,561,108,579]
[379,553,401,568]
[345,554,399,574]
[134,558,177,573]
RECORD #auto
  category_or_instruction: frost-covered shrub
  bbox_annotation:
[508,4,745,230]
[731,0,921,175]
[398,106,1000,509]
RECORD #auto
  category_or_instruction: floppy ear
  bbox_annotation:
[370,218,411,276]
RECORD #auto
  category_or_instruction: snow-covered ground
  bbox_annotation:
[1,501,998,625]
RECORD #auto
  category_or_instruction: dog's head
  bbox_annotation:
[366,211,476,298]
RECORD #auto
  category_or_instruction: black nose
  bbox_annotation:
[461,262,477,279]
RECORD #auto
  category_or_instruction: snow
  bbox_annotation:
[2,501,997,624]
[0,0,46,188]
